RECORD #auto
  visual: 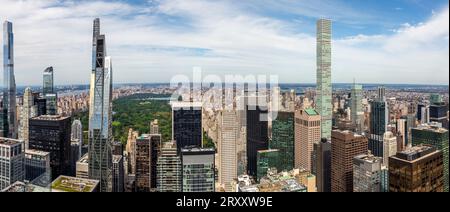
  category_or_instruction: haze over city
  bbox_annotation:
[0,0,449,86]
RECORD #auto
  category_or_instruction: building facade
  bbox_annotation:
[218,110,239,192]
[295,109,321,171]
[181,147,215,192]
[88,18,113,192]
[24,149,50,182]
[157,141,182,192]
[172,102,203,150]
[246,103,269,177]
[389,145,444,192]
[112,155,124,193]
[331,130,368,192]
[29,115,71,180]
[314,138,331,192]
[271,111,295,171]
[353,153,383,192]
[369,87,389,157]
[0,138,24,190]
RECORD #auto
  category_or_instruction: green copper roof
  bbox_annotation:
[305,108,318,116]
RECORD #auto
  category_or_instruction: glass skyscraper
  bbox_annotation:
[270,111,294,171]
[181,147,215,192]
[88,18,113,192]
[171,102,203,150]
[43,67,57,115]
[1,21,17,139]
[351,83,364,133]
[369,87,388,157]
[316,19,332,140]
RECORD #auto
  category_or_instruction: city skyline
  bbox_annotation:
[0,0,448,86]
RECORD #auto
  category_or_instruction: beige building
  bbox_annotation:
[218,110,239,192]
[383,131,397,167]
[295,109,321,171]
[76,154,89,179]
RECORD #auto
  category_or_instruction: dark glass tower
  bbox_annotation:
[29,115,71,180]
[369,87,388,157]
[172,102,202,150]
[1,21,17,139]
[270,111,294,171]
[43,67,57,115]
[246,103,269,177]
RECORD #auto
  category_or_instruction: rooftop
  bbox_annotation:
[304,108,319,116]
[51,176,99,192]
[394,145,438,162]
[25,149,50,157]
[113,155,123,163]
[414,123,448,134]
[0,137,23,146]
[171,101,203,109]
[181,146,215,154]
[31,115,70,121]
[77,154,89,164]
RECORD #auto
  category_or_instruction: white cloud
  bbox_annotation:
[0,0,448,86]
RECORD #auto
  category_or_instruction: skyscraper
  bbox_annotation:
[135,134,160,192]
[295,109,321,171]
[353,153,383,192]
[0,137,24,190]
[42,67,57,115]
[43,67,54,96]
[1,21,17,139]
[331,130,368,192]
[171,102,203,150]
[181,147,215,192]
[157,141,182,192]
[29,115,71,180]
[314,138,331,192]
[112,155,124,193]
[382,132,397,167]
[429,94,449,129]
[316,19,332,140]
[71,119,83,158]
[19,87,37,149]
[88,18,113,192]
[351,83,364,133]
[246,101,269,177]
[389,145,444,192]
[369,86,389,157]
[218,109,238,192]
[24,149,51,182]
[411,123,449,192]
[271,111,295,172]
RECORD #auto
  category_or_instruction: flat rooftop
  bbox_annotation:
[31,115,69,121]
[394,145,438,162]
[0,137,23,146]
[414,123,448,134]
[171,101,203,109]
[51,176,99,192]
[181,146,215,154]
[77,153,89,164]
[25,149,50,157]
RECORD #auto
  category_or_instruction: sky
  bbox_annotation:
[0,0,448,86]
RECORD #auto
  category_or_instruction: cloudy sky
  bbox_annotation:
[1,0,449,86]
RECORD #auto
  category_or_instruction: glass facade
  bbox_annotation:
[369,99,388,157]
[2,21,17,139]
[181,147,215,192]
[246,105,269,177]
[270,111,294,171]
[88,18,113,192]
[256,149,280,181]
[412,126,449,192]
[172,103,202,150]
[157,142,182,192]
[316,19,332,140]
[351,83,363,132]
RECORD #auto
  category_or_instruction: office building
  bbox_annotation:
[383,132,397,167]
[181,147,215,192]
[76,154,89,179]
[71,119,83,156]
[256,149,280,181]
[331,130,368,192]
[24,149,50,182]
[218,110,239,192]
[369,86,389,157]
[295,109,321,171]
[246,100,269,177]
[19,87,37,148]
[351,83,364,133]
[271,111,295,171]
[51,175,99,192]
[389,145,444,192]
[150,119,159,134]
[34,97,46,116]
[43,67,57,115]
[157,141,182,192]
[412,123,449,192]
[172,102,202,150]
[112,155,124,193]
[88,18,113,192]
[429,95,448,129]
[353,153,383,192]
[0,138,24,190]
[316,19,332,140]
[314,138,331,192]
[1,21,18,139]
[135,135,151,192]
[29,115,71,179]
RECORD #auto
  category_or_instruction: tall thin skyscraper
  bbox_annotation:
[316,19,332,140]
[1,21,17,139]
[351,83,363,133]
[88,18,113,192]
[246,99,269,177]
[19,87,37,149]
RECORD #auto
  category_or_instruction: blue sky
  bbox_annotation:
[0,0,448,85]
